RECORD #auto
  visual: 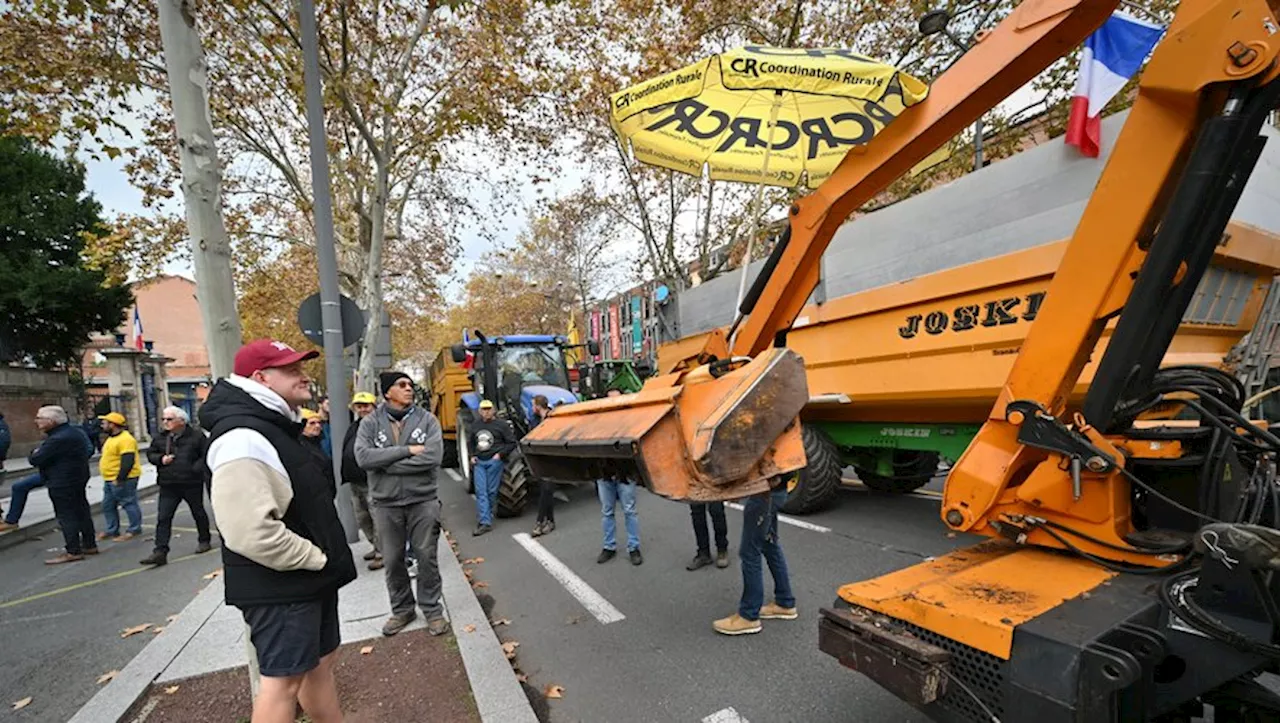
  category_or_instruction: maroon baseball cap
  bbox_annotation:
[234,339,319,377]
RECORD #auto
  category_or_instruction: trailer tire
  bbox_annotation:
[496,452,531,518]
[855,451,939,494]
[441,439,459,469]
[457,410,474,494]
[781,425,842,514]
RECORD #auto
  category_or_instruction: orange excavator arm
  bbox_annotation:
[729,0,1125,358]
[523,0,1131,501]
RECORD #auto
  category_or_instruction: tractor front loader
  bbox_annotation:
[523,0,1280,719]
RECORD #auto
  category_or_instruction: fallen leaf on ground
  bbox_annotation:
[12,697,32,710]
[463,624,476,633]
[545,684,565,699]
[463,557,485,564]
[515,673,528,683]
[501,641,520,659]
[96,670,119,685]
[472,581,488,589]
[202,568,222,580]
[359,645,374,655]
[152,627,165,635]
[946,532,957,539]
[120,623,151,638]
[464,569,474,580]
[164,686,180,695]
[491,618,511,626]
[166,615,178,623]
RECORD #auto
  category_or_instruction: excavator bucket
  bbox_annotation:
[521,348,810,502]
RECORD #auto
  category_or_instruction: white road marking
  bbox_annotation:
[512,533,626,625]
[702,707,750,723]
[725,503,831,533]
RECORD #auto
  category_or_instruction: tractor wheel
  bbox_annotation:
[781,424,842,514]
[855,451,939,494]
[457,410,474,494]
[496,452,531,518]
[441,438,459,469]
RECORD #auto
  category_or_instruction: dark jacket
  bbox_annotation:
[200,380,356,607]
[300,433,336,497]
[29,423,93,489]
[355,404,443,507]
[469,417,518,462]
[146,425,208,486]
[340,420,367,486]
[0,413,10,462]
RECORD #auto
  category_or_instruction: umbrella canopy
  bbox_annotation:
[610,46,929,190]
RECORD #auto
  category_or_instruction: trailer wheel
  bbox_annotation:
[496,452,531,518]
[457,410,474,494]
[441,439,459,469]
[781,425,842,514]
[855,451,939,494]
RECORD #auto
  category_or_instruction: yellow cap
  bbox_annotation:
[98,412,127,426]
[300,408,320,420]
[351,392,377,406]
[478,400,495,409]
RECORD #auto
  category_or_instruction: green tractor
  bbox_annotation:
[575,358,651,400]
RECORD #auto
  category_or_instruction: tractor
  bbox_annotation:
[574,358,651,400]
[449,330,589,517]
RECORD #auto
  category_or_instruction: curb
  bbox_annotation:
[68,575,226,723]
[0,482,162,552]
[438,532,539,723]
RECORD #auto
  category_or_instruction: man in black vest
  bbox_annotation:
[200,339,356,723]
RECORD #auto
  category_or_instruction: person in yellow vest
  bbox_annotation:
[97,412,143,541]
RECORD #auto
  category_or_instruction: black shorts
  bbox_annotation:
[240,591,340,677]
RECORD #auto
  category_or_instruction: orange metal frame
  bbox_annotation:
[937,0,1280,565]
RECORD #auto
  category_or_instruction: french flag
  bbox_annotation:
[1065,13,1164,158]
[132,307,145,350]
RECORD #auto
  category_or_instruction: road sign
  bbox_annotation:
[297,292,365,348]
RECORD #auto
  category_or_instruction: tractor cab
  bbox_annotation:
[449,331,581,517]
[575,359,652,400]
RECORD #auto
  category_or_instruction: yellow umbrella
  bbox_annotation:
[609,46,929,190]
[610,46,928,338]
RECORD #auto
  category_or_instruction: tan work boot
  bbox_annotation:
[382,611,417,637]
[114,532,136,542]
[713,613,762,636]
[426,617,450,636]
[45,553,85,565]
[759,602,798,620]
[0,522,18,533]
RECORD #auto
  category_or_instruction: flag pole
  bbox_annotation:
[729,90,784,349]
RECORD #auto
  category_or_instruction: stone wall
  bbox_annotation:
[0,367,77,458]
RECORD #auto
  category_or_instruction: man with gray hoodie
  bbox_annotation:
[354,370,447,637]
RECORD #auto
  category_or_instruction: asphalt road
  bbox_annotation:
[437,468,973,723]
[0,492,223,723]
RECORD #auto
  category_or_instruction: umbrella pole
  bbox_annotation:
[729,91,784,349]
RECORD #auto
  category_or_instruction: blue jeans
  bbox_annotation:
[738,486,795,620]
[102,478,143,535]
[598,479,640,552]
[473,457,504,526]
[4,473,44,524]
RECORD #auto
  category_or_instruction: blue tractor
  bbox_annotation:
[450,330,591,517]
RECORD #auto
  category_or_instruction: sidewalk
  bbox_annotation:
[0,467,159,551]
[73,537,537,723]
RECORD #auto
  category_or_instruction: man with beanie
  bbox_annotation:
[341,392,382,569]
[200,340,356,723]
[355,370,448,637]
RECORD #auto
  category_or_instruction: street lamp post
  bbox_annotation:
[919,9,984,170]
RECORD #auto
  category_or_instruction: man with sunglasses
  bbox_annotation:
[355,370,447,637]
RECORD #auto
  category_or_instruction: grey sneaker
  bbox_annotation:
[426,617,450,636]
[716,550,730,568]
[687,554,713,571]
[382,611,417,636]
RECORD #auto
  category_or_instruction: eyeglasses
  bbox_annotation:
[162,417,178,422]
